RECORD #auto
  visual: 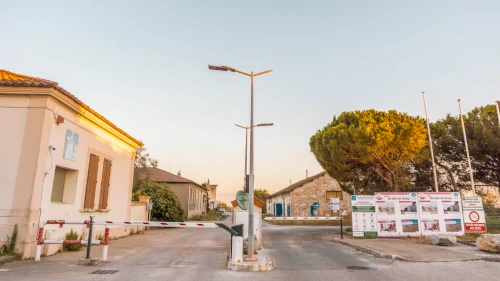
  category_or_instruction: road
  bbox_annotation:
[1,218,499,280]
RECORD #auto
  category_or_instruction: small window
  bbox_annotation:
[51,167,66,202]
[51,167,78,204]
[326,191,343,201]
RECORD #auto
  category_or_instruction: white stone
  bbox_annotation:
[426,234,457,246]
[476,234,500,253]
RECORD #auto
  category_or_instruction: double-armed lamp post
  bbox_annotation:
[235,123,273,192]
[209,64,272,261]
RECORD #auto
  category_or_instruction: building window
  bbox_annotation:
[51,167,78,204]
[84,154,100,209]
[98,159,112,209]
[326,191,343,201]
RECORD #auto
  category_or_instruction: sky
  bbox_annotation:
[2,1,500,204]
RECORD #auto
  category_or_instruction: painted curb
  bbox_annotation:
[332,239,487,263]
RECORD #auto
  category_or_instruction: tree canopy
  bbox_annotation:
[310,109,427,193]
[415,103,500,192]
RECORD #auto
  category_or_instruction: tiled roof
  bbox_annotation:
[136,167,209,191]
[0,69,143,147]
[267,171,327,198]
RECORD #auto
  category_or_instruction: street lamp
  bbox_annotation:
[209,64,273,261]
[235,123,274,192]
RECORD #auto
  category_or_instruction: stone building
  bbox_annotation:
[266,171,350,217]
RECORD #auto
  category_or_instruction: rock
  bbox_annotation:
[243,235,260,255]
[476,234,500,253]
[426,234,457,246]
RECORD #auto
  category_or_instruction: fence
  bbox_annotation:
[486,213,500,233]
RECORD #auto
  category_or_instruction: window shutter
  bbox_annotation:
[84,154,100,209]
[99,159,112,209]
[326,191,343,201]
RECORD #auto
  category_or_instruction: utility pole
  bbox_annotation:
[422,92,439,192]
[457,99,476,196]
[496,101,500,129]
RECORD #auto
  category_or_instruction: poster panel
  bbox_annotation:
[351,195,377,238]
[462,197,486,234]
[418,192,464,236]
[375,192,420,237]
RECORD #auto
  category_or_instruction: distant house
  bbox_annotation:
[208,180,218,210]
[266,171,350,217]
[0,69,144,258]
[136,168,210,218]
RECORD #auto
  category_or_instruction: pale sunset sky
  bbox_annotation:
[2,1,499,204]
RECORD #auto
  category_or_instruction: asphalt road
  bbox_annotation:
[1,218,499,280]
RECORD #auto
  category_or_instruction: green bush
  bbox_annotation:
[133,180,184,222]
[64,229,83,251]
[0,224,18,256]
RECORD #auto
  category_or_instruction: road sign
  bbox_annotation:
[464,210,487,233]
[462,197,484,210]
[330,198,340,204]
[312,202,320,209]
[330,204,340,212]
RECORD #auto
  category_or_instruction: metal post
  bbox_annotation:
[247,72,256,260]
[244,127,248,191]
[457,99,476,195]
[422,92,439,192]
[85,216,94,260]
[340,214,343,239]
[496,101,500,128]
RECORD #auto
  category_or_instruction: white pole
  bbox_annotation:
[496,101,500,128]
[102,245,108,261]
[247,72,256,260]
[35,245,42,261]
[457,99,476,195]
[422,92,439,192]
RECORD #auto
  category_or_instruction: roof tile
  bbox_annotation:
[0,69,142,147]
[267,171,327,198]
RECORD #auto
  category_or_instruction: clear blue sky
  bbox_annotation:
[2,1,499,204]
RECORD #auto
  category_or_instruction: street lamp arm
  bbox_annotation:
[231,68,251,77]
[235,124,248,129]
[253,69,273,77]
[255,123,274,127]
[208,65,251,76]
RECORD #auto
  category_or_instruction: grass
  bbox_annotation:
[265,217,352,226]
[189,210,225,221]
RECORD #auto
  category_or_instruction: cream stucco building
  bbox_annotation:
[136,167,210,219]
[0,69,144,258]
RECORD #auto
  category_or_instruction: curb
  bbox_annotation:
[332,239,485,263]
[260,247,274,271]
[0,255,19,265]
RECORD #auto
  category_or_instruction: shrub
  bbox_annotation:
[133,180,184,222]
[0,224,18,256]
[64,229,83,251]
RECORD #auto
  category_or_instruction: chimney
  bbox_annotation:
[177,170,181,176]
[306,170,308,178]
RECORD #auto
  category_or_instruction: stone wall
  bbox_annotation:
[290,174,350,217]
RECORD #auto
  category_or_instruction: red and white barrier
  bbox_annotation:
[35,220,221,261]
[264,216,340,220]
[35,224,110,262]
